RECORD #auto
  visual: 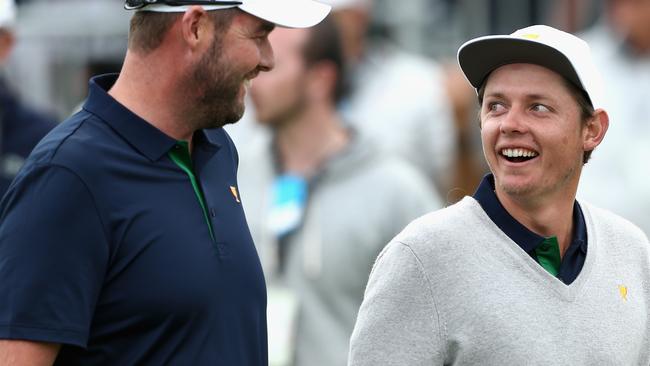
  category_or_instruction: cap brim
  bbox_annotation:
[240,0,331,28]
[457,36,581,91]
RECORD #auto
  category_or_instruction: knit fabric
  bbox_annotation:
[349,197,650,365]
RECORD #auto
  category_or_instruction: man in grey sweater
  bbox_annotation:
[348,25,650,365]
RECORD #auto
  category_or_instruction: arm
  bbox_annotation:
[348,242,444,366]
[0,340,60,366]
[0,165,109,350]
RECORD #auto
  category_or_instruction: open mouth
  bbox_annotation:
[501,148,538,163]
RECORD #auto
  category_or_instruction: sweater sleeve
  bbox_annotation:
[348,241,444,365]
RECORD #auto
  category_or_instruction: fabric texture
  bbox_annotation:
[0,77,56,196]
[0,74,267,365]
[238,132,441,366]
[349,196,650,365]
[473,174,588,284]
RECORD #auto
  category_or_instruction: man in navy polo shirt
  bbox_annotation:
[0,1,330,365]
[349,25,650,365]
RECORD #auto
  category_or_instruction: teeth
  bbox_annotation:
[501,148,538,158]
[244,79,253,89]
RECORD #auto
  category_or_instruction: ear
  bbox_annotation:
[583,109,609,152]
[180,6,212,51]
[306,61,338,103]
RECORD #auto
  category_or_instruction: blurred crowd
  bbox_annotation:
[2,0,649,365]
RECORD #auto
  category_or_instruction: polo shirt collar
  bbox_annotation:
[82,74,220,161]
[473,174,587,255]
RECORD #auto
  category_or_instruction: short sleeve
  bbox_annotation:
[0,164,109,347]
[348,242,444,366]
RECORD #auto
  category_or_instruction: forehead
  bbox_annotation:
[483,63,569,95]
[269,28,309,55]
[231,10,275,33]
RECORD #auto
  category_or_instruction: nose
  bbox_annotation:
[258,38,275,72]
[499,107,528,135]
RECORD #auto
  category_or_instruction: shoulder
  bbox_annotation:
[580,201,650,244]
[334,142,442,209]
[8,111,117,195]
[391,197,489,256]
[29,110,109,165]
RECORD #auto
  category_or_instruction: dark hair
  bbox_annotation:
[302,17,347,103]
[476,72,596,164]
[128,11,179,53]
[128,9,236,54]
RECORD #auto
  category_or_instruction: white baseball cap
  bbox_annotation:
[319,0,370,11]
[457,25,605,110]
[0,0,16,29]
[125,0,331,29]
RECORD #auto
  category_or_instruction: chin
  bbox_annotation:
[495,175,538,197]
[223,107,246,125]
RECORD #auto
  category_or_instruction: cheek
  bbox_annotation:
[480,121,497,148]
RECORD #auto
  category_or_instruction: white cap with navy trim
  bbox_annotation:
[124,0,331,29]
[457,25,605,110]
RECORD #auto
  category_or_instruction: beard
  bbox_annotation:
[187,37,251,130]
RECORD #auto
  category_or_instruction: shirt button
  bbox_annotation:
[210,208,216,218]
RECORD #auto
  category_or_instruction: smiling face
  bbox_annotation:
[190,10,275,128]
[480,63,591,205]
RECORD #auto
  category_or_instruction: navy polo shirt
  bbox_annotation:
[0,74,267,365]
[473,174,588,284]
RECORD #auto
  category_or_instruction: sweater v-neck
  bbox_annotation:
[466,196,596,302]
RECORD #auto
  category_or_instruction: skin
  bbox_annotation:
[480,63,608,255]
[109,7,275,148]
[0,7,276,365]
[250,28,348,177]
[0,341,59,366]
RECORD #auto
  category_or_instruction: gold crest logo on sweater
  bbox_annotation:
[618,285,628,301]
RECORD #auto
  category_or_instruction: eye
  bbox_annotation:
[531,104,551,113]
[253,34,267,41]
[486,102,506,113]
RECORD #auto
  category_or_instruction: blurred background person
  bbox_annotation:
[238,17,441,366]
[324,0,458,198]
[577,0,650,235]
[0,0,55,196]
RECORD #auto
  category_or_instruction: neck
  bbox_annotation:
[108,50,196,144]
[496,187,576,257]
[274,104,349,177]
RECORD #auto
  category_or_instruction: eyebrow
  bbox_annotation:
[484,91,554,103]
[257,20,275,34]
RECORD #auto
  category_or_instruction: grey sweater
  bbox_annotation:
[349,197,650,365]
